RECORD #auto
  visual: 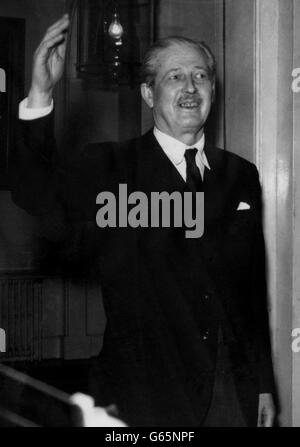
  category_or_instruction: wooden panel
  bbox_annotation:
[225,0,255,161]
[0,276,104,362]
[225,0,300,426]
[86,282,106,335]
[254,0,294,426]
[292,0,300,427]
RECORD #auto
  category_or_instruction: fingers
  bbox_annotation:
[266,406,275,427]
[257,412,263,427]
[47,14,69,33]
[35,14,69,58]
[34,36,66,65]
[257,406,275,427]
[257,402,266,427]
[40,33,66,53]
[43,14,70,43]
[35,16,70,63]
[265,413,274,427]
[257,393,275,427]
[57,37,67,59]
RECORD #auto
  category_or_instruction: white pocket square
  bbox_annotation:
[237,201,250,210]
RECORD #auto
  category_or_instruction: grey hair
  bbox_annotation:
[141,36,216,86]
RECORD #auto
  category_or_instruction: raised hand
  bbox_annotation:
[28,14,70,108]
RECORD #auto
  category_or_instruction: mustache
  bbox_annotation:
[177,94,202,103]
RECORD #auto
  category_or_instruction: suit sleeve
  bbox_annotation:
[10,111,115,270]
[12,112,60,214]
[250,165,276,395]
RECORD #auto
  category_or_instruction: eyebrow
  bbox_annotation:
[193,66,209,71]
[162,66,209,80]
[160,68,180,81]
[166,66,209,73]
[165,68,181,74]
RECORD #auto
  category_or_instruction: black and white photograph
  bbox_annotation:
[0,0,299,432]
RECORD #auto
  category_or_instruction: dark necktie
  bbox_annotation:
[184,148,204,192]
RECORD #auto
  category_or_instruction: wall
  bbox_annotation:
[254,0,294,426]
[225,0,256,161]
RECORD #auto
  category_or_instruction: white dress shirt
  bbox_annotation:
[153,127,210,181]
[19,98,211,180]
[19,97,54,120]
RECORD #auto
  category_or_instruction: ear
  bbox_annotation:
[211,80,216,104]
[140,83,154,108]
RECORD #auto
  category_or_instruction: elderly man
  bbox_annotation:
[12,14,276,427]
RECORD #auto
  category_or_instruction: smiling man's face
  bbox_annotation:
[141,43,215,144]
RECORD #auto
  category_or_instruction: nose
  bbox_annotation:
[184,74,197,93]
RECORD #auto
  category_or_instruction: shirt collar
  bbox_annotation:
[153,126,210,170]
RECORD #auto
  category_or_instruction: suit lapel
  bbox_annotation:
[204,141,231,224]
[136,130,188,194]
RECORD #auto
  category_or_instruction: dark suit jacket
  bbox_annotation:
[12,112,276,426]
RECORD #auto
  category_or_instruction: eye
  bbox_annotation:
[194,71,209,82]
[168,73,182,81]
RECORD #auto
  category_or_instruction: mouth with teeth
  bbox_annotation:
[178,100,201,109]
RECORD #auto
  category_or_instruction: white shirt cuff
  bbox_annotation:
[19,97,54,120]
